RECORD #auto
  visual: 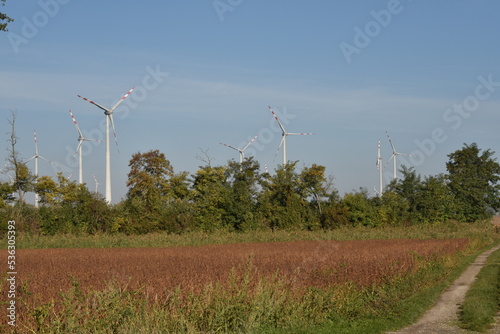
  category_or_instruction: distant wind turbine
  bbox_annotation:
[68,109,102,184]
[220,135,258,163]
[376,139,383,197]
[77,87,135,203]
[385,131,413,180]
[268,106,315,165]
[25,130,58,208]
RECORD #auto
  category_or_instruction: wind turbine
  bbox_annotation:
[77,87,135,203]
[219,135,258,163]
[25,130,58,208]
[376,139,383,197]
[385,131,413,180]
[268,106,315,165]
[68,109,102,184]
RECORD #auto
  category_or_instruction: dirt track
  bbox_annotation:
[387,216,500,334]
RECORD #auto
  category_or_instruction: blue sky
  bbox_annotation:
[1,0,499,203]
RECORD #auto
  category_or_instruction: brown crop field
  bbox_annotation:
[0,237,470,331]
[8,239,469,296]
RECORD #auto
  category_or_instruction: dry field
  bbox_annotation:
[1,238,470,330]
[3,238,468,298]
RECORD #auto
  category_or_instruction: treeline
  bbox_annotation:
[1,143,499,235]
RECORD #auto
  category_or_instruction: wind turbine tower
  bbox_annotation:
[77,87,135,203]
[268,106,315,165]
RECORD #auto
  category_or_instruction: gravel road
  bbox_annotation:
[387,226,500,334]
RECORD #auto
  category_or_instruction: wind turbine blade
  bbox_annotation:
[75,140,83,155]
[241,135,258,152]
[81,137,104,143]
[38,155,59,167]
[77,95,110,113]
[385,131,396,154]
[376,139,381,169]
[25,156,36,163]
[110,87,135,111]
[384,153,396,169]
[68,110,84,137]
[273,136,286,162]
[219,142,241,152]
[268,106,286,134]
[287,132,315,135]
[395,152,415,157]
[33,129,39,155]
[108,114,119,152]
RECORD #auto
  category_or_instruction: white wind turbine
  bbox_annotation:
[25,130,58,208]
[376,139,383,197]
[68,109,102,185]
[77,87,135,203]
[220,135,258,163]
[385,131,413,180]
[268,106,315,165]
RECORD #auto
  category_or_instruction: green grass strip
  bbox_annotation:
[14,220,499,250]
[459,246,500,332]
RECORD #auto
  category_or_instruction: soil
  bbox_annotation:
[387,216,500,334]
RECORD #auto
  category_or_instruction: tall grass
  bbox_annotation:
[2,241,492,334]
[15,220,498,250]
[459,247,500,332]
[2,221,498,333]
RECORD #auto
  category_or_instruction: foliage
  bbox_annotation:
[342,188,376,227]
[258,162,306,230]
[191,165,231,231]
[0,0,13,32]
[446,143,500,222]
[4,143,500,235]
[224,158,262,231]
[126,149,174,209]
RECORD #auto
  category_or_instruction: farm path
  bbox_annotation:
[387,240,500,334]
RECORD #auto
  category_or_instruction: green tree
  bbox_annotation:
[298,164,327,214]
[35,173,112,234]
[376,190,410,226]
[386,165,421,218]
[415,174,456,224]
[124,150,195,233]
[126,150,174,209]
[0,181,15,207]
[342,188,376,227]
[0,0,13,32]
[34,175,59,205]
[191,165,230,231]
[446,143,500,222]
[258,162,306,230]
[224,158,261,230]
